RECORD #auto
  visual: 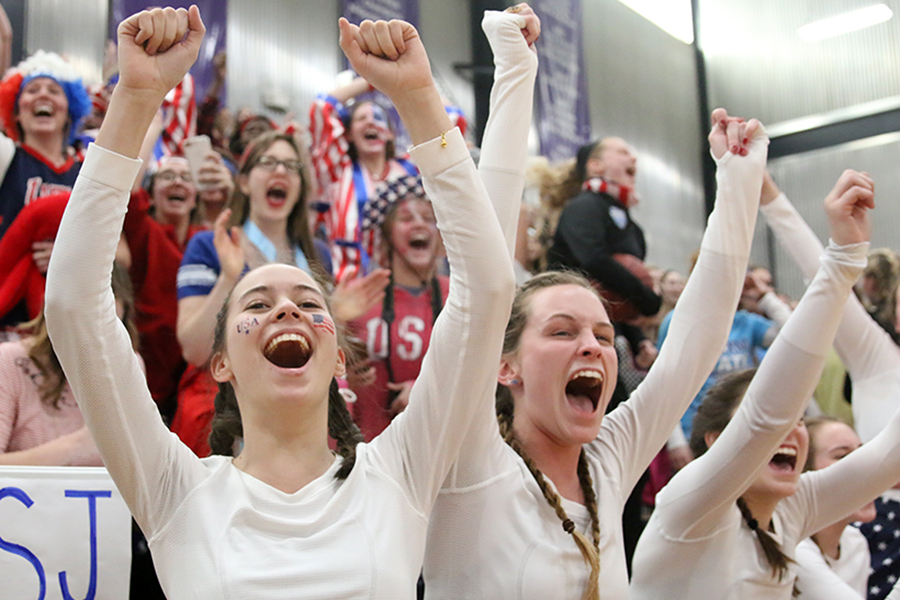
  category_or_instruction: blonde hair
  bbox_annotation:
[24,262,137,408]
[525,157,576,273]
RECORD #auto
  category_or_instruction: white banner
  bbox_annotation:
[0,466,131,600]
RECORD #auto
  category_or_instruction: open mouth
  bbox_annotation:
[409,234,430,250]
[167,192,187,203]
[266,186,288,207]
[263,333,312,369]
[625,166,636,177]
[364,131,380,140]
[769,447,797,472]
[565,370,603,414]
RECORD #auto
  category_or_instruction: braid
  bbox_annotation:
[209,382,242,456]
[429,275,444,320]
[497,391,600,600]
[736,497,793,582]
[328,378,364,479]
[578,454,601,548]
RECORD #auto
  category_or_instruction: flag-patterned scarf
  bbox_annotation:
[582,176,640,208]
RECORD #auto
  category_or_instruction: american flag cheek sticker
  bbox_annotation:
[312,313,335,335]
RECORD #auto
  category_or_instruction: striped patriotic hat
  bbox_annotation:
[360,174,427,236]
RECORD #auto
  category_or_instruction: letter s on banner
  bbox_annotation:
[0,487,47,600]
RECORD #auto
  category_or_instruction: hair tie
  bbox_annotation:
[747,518,759,531]
[562,519,575,534]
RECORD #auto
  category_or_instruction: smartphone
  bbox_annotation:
[183,135,212,190]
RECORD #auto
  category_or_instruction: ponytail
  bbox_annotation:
[736,497,794,582]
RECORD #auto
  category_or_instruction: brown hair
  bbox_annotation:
[689,368,794,582]
[502,271,603,356]
[24,262,137,408]
[688,369,755,458]
[229,131,320,270]
[496,270,604,600]
[525,157,575,273]
[377,194,435,270]
[802,415,842,473]
[206,269,363,479]
[554,140,600,206]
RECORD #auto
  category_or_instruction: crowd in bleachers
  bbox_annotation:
[3,4,900,600]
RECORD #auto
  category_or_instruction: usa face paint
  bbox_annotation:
[237,317,259,335]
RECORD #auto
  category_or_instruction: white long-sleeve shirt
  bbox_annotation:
[630,238,900,600]
[423,19,769,593]
[795,527,870,599]
[760,193,900,598]
[761,193,900,445]
[43,124,514,598]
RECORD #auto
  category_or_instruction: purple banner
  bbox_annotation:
[531,0,591,161]
[341,0,419,27]
[109,0,226,101]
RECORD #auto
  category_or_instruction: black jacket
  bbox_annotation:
[547,188,661,317]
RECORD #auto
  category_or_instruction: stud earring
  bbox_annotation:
[509,379,520,385]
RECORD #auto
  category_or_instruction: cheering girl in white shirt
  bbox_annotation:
[45,6,515,599]
[423,49,770,600]
[629,170,900,600]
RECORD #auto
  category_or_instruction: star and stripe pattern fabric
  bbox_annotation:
[860,497,900,600]
[308,94,417,281]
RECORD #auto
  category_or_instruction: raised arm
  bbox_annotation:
[600,110,767,494]
[478,5,539,256]
[176,209,244,365]
[44,7,207,534]
[432,6,540,488]
[308,96,347,192]
[433,5,543,488]
[339,18,515,509]
[760,171,900,443]
[308,77,363,192]
[650,171,872,541]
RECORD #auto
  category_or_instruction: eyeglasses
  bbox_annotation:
[255,156,303,174]
[156,171,193,183]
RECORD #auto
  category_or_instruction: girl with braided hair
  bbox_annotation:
[630,170,884,600]
[421,6,764,600]
[44,7,514,598]
[348,175,448,440]
[757,171,900,600]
